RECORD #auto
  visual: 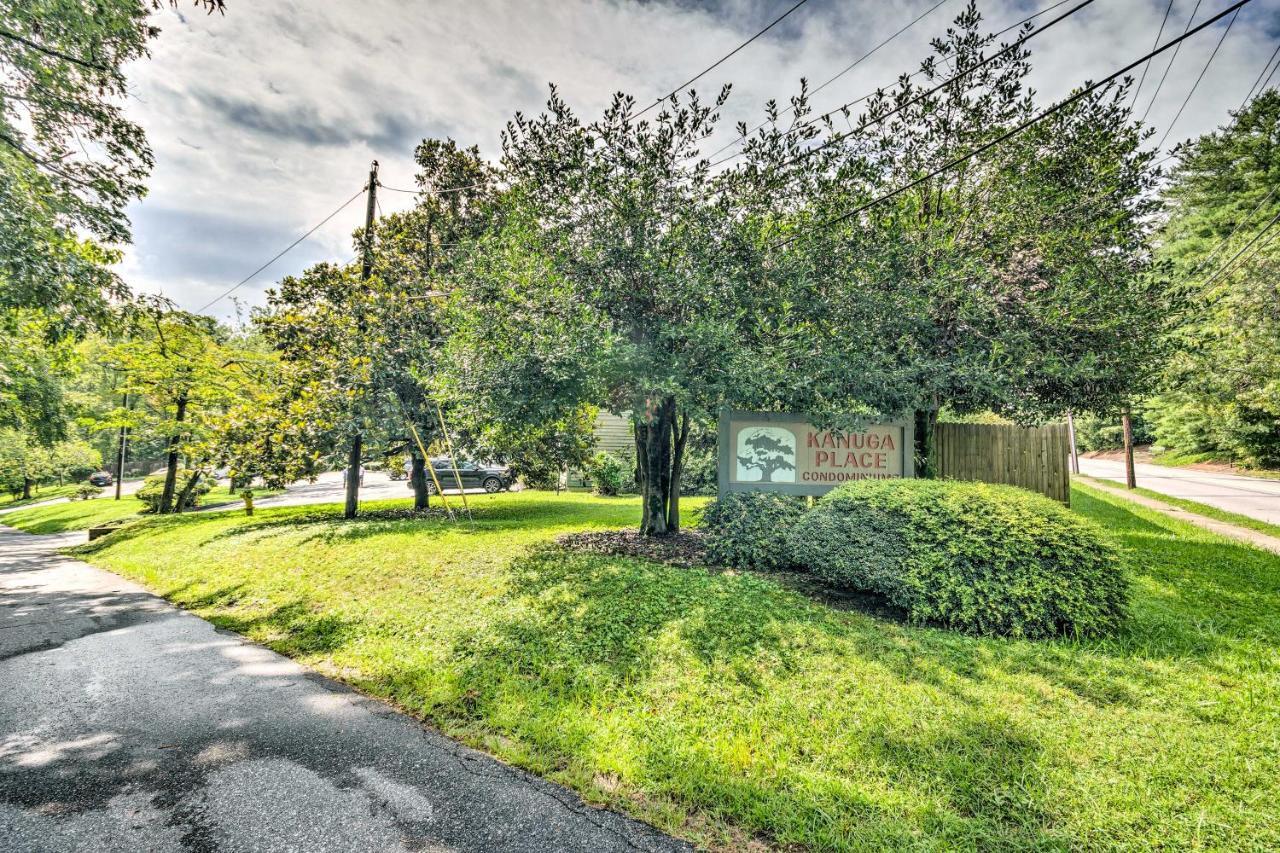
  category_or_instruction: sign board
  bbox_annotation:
[717,409,914,496]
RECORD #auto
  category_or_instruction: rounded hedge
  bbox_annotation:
[700,491,808,571]
[787,480,1127,638]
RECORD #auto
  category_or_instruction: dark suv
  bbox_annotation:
[423,458,512,493]
[87,470,114,487]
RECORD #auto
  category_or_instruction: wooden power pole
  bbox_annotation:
[344,161,379,520]
[114,390,129,500]
[1121,406,1137,490]
[1066,410,1080,475]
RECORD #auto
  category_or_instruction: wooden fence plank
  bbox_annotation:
[936,421,1069,503]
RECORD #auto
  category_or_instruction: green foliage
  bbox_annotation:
[700,490,807,571]
[1073,410,1155,452]
[1151,90,1280,469]
[135,468,211,513]
[0,2,222,329]
[584,450,626,496]
[72,483,100,501]
[789,480,1128,638]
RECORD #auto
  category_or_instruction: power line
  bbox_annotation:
[1239,41,1280,111]
[721,0,1098,170]
[197,187,366,313]
[1185,184,1280,277]
[1130,0,1175,107]
[1139,0,1203,125]
[1154,5,1240,151]
[1198,205,1280,289]
[377,181,490,195]
[701,0,956,161]
[774,0,1253,249]
[704,0,1078,165]
[632,0,815,120]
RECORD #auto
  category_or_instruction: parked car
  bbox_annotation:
[423,458,512,493]
[87,470,114,487]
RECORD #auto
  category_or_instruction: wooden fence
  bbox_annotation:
[936,422,1071,504]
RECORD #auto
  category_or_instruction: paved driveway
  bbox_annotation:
[0,525,688,853]
[1078,457,1280,526]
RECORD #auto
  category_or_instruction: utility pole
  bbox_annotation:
[114,390,129,500]
[345,160,379,520]
[1121,405,1137,490]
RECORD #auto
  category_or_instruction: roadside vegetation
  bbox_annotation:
[71,486,1280,850]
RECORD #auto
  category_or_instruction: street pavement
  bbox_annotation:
[0,525,689,852]
[1078,457,1280,526]
[250,470,490,510]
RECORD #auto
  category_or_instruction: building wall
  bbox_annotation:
[593,411,633,455]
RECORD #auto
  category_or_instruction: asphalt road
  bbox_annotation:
[1078,457,1280,525]
[251,470,492,510]
[0,525,689,853]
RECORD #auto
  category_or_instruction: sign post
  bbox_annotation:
[717,409,915,497]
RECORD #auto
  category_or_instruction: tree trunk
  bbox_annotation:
[410,453,430,510]
[666,412,689,533]
[913,407,939,478]
[21,477,32,501]
[636,397,685,536]
[158,393,188,514]
[1122,407,1137,489]
[174,470,203,513]
[344,433,362,519]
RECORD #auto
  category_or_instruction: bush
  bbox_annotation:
[584,451,627,496]
[700,491,808,571]
[788,480,1127,638]
[72,484,100,501]
[135,469,213,513]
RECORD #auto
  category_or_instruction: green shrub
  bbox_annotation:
[135,469,212,513]
[584,451,627,496]
[72,484,100,501]
[700,491,808,570]
[788,480,1127,638]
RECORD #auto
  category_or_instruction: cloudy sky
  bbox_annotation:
[118,0,1280,322]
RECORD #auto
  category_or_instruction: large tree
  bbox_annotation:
[1147,89,1280,467]
[1,1,222,331]
[758,2,1170,473]
[443,85,807,535]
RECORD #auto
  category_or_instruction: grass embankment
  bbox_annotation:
[2,485,279,533]
[0,484,82,510]
[74,486,1279,850]
[1084,474,1280,540]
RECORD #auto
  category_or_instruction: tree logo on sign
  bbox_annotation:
[736,427,796,483]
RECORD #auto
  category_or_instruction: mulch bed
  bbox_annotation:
[555,529,711,567]
[556,528,907,620]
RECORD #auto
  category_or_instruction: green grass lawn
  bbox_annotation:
[67,486,1280,850]
[2,484,280,534]
[1083,474,1280,540]
[0,483,82,509]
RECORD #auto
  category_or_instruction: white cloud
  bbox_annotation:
[118,0,1280,321]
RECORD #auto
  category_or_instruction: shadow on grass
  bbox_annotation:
[168,581,358,658]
